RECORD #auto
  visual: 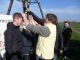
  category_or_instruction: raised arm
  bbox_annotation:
[26,24,50,37]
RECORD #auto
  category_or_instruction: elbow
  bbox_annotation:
[42,28,51,37]
[43,31,50,37]
[45,32,50,37]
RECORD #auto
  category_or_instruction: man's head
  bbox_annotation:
[64,21,70,27]
[45,13,58,25]
[13,12,23,26]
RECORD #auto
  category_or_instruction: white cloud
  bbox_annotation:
[43,6,80,14]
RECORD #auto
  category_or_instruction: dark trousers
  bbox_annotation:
[6,52,22,60]
[22,53,36,60]
[63,46,70,58]
[22,54,30,60]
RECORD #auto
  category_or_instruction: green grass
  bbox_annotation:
[71,31,80,40]
[70,23,80,32]
[59,22,80,40]
[70,23,80,28]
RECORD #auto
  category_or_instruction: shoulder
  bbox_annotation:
[4,29,13,35]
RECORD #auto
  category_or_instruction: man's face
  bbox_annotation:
[64,23,69,27]
[14,17,23,26]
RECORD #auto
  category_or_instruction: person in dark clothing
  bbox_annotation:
[54,24,63,60]
[21,13,39,60]
[21,29,38,60]
[62,21,72,60]
[4,12,24,60]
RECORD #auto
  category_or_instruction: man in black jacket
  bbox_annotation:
[62,21,72,60]
[4,12,24,60]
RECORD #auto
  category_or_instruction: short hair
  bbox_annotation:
[13,12,23,21]
[46,13,58,25]
[64,21,70,24]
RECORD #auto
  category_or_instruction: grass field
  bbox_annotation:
[59,22,80,60]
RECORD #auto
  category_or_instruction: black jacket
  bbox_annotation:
[4,22,23,54]
[21,29,38,54]
[27,11,44,25]
[54,25,63,54]
[62,27,72,47]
